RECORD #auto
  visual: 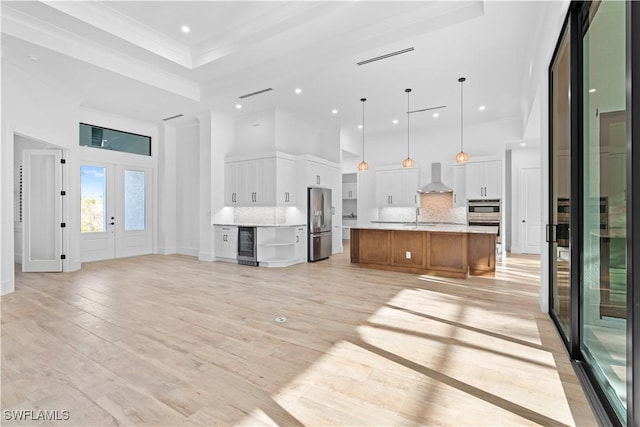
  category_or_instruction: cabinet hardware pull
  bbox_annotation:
[296,236,299,243]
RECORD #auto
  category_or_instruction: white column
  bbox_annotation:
[157,123,177,254]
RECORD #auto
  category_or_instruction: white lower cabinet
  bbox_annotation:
[257,226,307,267]
[214,225,238,262]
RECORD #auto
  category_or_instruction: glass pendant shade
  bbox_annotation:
[456,77,470,163]
[358,160,369,171]
[402,157,415,168]
[455,151,469,163]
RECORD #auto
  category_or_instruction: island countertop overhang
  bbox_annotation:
[352,223,498,234]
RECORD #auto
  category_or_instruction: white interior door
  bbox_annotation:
[520,167,542,254]
[81,163,152,262]
[22,149,63,272]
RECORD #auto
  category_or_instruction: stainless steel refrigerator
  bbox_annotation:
[308,187,332,261]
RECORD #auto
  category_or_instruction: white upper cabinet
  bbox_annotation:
[276,156,296,205]
[342,182,357,200]
[224,152,296,207]
[451,164,466,207]
[465,160,502,199]
[306,159,335,187]
[375,167,419,207]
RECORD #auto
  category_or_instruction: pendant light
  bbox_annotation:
[358,98,369,171]
[455,77,470,163]
[402,88,415,168]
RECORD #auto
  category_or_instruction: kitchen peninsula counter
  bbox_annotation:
[350,224,498,278]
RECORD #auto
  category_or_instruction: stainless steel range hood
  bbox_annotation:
[417,163,453,193]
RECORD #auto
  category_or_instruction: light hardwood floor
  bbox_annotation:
[2,249,597,426]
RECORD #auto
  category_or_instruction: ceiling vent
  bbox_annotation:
[239,88,273,99]
[357,47,415,66]
[162,114,184,121]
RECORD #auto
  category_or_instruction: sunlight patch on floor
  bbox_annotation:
[249,285,579,427]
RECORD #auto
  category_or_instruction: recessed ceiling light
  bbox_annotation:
[432,113,439,118]
[520,142,527,147]
[478,105,486,111]
[331,109,338,115]
[181,25,190,34]
[589,88,596,93]
[235,104,242,109]
[358,125,363,129]
[392,119,399,124]
[28,54,39,61]
[294,88,302,94]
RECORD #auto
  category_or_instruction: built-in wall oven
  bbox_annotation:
[237,226,258,266]
[467,199,502,243]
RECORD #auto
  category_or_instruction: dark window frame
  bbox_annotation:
[79,123,152,156]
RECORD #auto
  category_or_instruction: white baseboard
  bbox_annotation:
[199,251,215,262]
[1,278,15,296]
[177,247,198,257]
[158,246,177,255]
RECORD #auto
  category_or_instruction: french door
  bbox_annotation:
[80,163,152,262]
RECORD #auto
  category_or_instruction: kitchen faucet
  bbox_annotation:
[415,207,420,227]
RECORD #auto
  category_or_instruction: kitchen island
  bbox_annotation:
[350,223,498,278]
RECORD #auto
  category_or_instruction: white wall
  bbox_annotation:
[233,109,276,155]
[1,59,81,295]
[361,116,519,189]
[275,109,322,156]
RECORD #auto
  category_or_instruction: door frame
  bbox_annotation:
[80,161,153,262]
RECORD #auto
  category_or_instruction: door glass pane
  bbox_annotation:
[124,169,145,231]
[550,22,572,339]
[80,165,107,233]
[581,0,626,421]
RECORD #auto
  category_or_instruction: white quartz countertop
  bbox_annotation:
[213,223,306,227]
[354,223,498,234]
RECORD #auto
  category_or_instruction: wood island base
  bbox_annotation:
[350,228,496,278]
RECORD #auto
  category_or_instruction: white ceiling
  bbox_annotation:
[1,1,552,134]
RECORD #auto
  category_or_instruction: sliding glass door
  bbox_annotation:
[549,13,573,346]
[548,2,639,425]
[581,0,627,422]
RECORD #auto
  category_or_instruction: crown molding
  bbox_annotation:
[2,6,200,101]
[42,0,192,68]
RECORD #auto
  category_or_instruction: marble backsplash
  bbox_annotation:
[234,207,287,225]
[378,193,467,224]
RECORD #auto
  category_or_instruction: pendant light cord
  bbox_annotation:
[459,77,465,152]
[406,88,411,157]
[361,98,366,160]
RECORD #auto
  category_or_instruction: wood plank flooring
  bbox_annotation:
[2,249,597,426]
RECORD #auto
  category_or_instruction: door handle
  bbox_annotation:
[546,224,557,243]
